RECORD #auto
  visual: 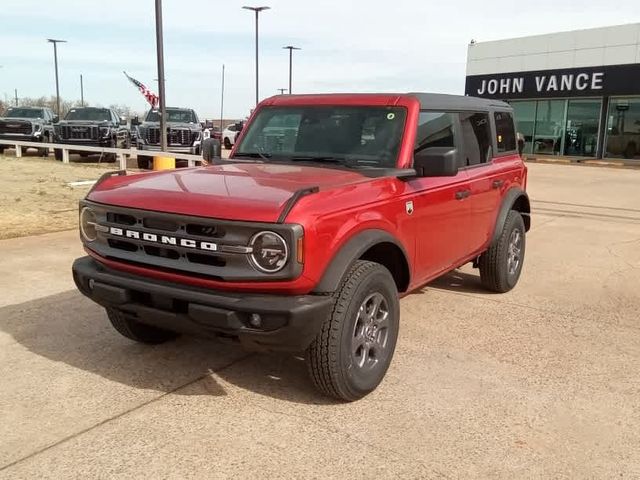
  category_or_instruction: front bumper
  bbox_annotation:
[72,256,332,352]
[0,134,40,142]
[137,142,200,154]
[55,138,112,147]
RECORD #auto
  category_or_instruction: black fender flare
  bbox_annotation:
[490,188,531,246]
[313,229,409,293]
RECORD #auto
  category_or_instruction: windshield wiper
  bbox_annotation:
[289,155,356,165]
[234,152,272,161]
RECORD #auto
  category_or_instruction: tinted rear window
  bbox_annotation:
[494,111,517,153]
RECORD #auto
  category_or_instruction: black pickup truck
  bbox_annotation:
[135,107,203,169]
[53,107,130,161]
[0,106,57,156]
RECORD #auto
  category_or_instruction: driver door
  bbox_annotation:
[407,111,472,284]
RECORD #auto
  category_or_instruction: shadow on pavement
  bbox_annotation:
[427,269,492,295]
[0,290,335,405]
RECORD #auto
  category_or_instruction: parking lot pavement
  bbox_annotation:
[0,163,639,478]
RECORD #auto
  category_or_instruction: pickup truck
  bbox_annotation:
[72,93,530,401]
[135,107,203,169]
[0,106,57,156]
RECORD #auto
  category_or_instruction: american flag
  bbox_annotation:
[123,71,159,108]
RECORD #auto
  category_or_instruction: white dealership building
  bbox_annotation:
[465,23,640,160]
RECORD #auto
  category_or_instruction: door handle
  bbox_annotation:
[492,179,505,189]
[455,190,471,200]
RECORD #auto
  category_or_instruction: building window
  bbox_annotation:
[564,99,601,157]
[510,101,536,155]
[605,97,640,159]
[459,112,492,166]
[533,100,566,156]
[494,111,516,153]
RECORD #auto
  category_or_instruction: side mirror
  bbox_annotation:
[119,116,127,126]
[52,115,60,123]
[413,147,459,177]
[131,116,140,126]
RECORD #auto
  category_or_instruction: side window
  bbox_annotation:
[494,111,517,153]
[459,112,492,167]
[227,124,236,132]
[414,112,456,152]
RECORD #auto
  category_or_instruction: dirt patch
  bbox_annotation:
[0,154,118,239]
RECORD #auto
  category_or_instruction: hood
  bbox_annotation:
[141,121,200,129]
[0,117,40,123]
[88,163,373,223]
[58,120,111,126]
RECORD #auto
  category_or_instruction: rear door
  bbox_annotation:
[406,111,472,284]
[465,109,520,254]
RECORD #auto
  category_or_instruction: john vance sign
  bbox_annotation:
[466,63,640,99]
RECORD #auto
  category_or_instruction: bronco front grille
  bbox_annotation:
[83,202,302,282]
[0,120,32,135]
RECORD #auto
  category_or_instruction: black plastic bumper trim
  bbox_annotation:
[72,256,332,352]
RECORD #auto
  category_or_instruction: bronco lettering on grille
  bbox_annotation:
[108,227,218,251]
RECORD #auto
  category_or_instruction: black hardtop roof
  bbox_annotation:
[409,93,511,111]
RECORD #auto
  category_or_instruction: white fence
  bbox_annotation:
[0,139,204,170]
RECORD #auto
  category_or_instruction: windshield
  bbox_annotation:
[235,106,407,168]
[65,108,110,121]
[146,109,196,123]
[4,108,44,119]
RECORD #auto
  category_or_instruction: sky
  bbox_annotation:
[1,0,639,119]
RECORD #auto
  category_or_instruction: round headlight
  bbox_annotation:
[249,231,288,273]
[80,207,98,242]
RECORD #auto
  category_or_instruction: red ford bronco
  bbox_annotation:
[73,93,530,401]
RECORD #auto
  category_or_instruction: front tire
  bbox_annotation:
[307,260,400,402]
[106,308,180,344]
[479,210,526,293]
[223,137,232,150]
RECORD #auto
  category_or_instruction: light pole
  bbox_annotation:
[80,74,84,106]
[153,0,168,152]
[282,46,300,94]
[220,64,225,132]
[47,39,66,115]
[242,6,270,106]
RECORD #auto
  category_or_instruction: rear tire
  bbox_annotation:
[106,308,180,344]
[223,137,232,150]
[307,260,400,402]
[479,210,526,293]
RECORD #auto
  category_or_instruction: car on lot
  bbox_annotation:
[222,121,244,149]
[136,107,203,169]
[202,122,222,142]
[0,106,57,156]
[72,92,530,401]
[53,107,130,161]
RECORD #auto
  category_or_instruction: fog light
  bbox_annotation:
[249,313,262,328]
